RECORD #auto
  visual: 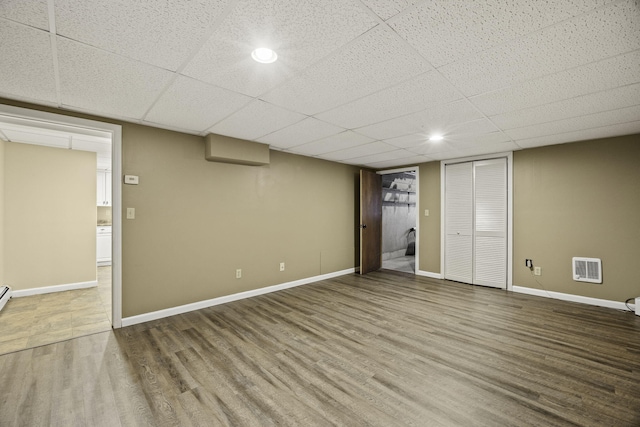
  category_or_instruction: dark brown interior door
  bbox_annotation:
[360,169,382,275]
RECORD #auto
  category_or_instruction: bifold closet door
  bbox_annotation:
[444,162,473,283]
[474,158,507,289]
[444,158,507,289]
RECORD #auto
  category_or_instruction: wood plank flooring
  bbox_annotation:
[1,270,639,426]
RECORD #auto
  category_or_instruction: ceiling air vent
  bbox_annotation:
[572,257,602,284]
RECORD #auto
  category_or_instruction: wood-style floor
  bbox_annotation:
[1,270,639,426]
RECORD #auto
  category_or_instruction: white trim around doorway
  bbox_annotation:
[0,103,123,328]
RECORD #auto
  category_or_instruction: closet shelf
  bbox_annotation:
[383,201,416,207]
[382,188,415,195]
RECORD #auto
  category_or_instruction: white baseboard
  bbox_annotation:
[122,268,356,327]
[11,280,98,298]
[416,270,443,279]
[512,286,632,311]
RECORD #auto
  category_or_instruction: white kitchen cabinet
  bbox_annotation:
[97,226,112,266]
[97,170,112,206]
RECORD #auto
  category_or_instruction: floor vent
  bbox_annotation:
[572,257,602,284]
[0,286,11,312]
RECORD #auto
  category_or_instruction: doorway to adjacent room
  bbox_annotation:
[380,168,418,274]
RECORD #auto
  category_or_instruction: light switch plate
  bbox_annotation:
[124,175,139,185]
[126,208,135,219]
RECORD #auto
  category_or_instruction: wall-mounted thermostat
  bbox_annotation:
[124,175,139,185]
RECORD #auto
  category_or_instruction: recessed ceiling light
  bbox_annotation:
[429,134,444,142]
[251,47,278,64]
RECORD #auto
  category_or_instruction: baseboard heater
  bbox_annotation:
[0,286,11,312]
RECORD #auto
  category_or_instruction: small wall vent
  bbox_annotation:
[572,257,602,284]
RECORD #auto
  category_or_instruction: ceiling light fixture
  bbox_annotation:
[429,134,444,142]
[251,47,278,64]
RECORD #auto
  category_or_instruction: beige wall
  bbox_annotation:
[2,97,637,314]
[513,135,640,302]
[418,161,441,273]
[4,142,97,290]
[121,123,359,317]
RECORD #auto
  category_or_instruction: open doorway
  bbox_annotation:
[380,169,417,274]
[0,104,121,355]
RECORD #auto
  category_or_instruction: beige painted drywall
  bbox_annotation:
[121,123,359,317]
[4,142,97,290]
[0,139,4,286]
[514,135,640,302]
[418,161,441,274]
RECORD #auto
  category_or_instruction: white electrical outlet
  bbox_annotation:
[235,269,242,279]
[279,262,285,272]
[534,266,541,276]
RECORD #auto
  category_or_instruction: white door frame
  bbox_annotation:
[377,166,420,274]
[0,103,123,327]
[440,153,513,290]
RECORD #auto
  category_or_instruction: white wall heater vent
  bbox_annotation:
[572,257,602,284]
[0,286,11,312]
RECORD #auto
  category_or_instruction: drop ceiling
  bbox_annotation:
[1,0,639,169]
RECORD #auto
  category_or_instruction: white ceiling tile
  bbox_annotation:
[470,50,640,116]
[426,151,466,161]
[57,38,174,119]
[257,118,345,149]
[440,1,640,96]
[0,20,57,103]
[54,0,230,71]
[208,100,306,141]
[402,132,511,156]
[262,25,431,115]
[289,131,373,156]
[443,131,512,148]
[404,140,457,156]
[320,141,397,161]
[145,76,252,132]
[492,83,640,131]
[515,121,640,149]
[452,141,521,158]
[506,105,640,140]
[359,0,422,21]
[0,0,49,30]
[355,99,484,140]
[315,70,462,129]
[385,134,430,149]
[3,0,639,166]
[364,155,433,169]
[346,149,417,165]
[183,0,378,97]
[390,0,614,67]
[446,118,500,136]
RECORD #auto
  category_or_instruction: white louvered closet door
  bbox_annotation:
[444,162,473,283]
[474,158,507,289]
[444,158,507,289]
